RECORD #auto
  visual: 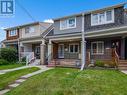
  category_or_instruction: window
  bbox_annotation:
[69,44,79,53]
[91,9,114,26]
[106,10,112,22]
[60,17,76,30]
[9,29,17,36]
[92,14,98,25]
[99,12,105,24]
[91,41,104,55]
[25,26,35,34]
[60,20,67,29]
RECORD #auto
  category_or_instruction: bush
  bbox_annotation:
[95,60,104,67]
[21,57,26,62]
[0,59,9,65]
[0,48,18,62]
[104,61,116,68]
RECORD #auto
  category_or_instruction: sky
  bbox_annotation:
[0,0,126,42]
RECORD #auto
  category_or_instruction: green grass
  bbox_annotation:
[0,64,25,70]
[5,68,127,95]
[0,67,40,90]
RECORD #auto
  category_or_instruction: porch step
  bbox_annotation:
[47,59,81,67]
[118,60,127,70]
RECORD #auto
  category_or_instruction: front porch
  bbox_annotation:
[47,35,127,68]
[19,40,46,65]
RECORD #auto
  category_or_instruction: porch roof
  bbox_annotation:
[47,25,127,40]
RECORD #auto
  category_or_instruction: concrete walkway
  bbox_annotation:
[0,65,52,95]
[121,70,127,74]
[0,65,43,75]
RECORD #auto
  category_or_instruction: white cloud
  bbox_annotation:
[43,19,54,23]
[0,27,5,30]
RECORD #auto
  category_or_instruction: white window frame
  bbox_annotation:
[91,41,104,55]
[25,26,35,34]
[69,43,79,53]
[91,9,114,26]
[9,29,17,36]
[60,17,76,30]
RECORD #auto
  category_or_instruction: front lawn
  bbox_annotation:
[0,64,25,70]
[0,67,40,90]
[6,68,127,95]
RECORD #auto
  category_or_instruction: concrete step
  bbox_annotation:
[118,64,127,67]
[15,79,26,83]
[0,89,10,95]
[119,62,127,64]
[118,67,127,70]
[8,83,20,88]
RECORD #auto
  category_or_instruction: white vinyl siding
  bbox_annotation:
[91,41,104,55]
[9,29,17,36]
[60,17,76,30]
[91,9,114,26]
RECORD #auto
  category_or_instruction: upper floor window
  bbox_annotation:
[91,9,114,26]
[9,29,17,36]
[25,26,35,34]
[60,17,76,30]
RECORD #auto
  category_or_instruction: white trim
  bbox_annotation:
[60,17,76,30]
[91,9,114,26]
[69,43,79,53]
[43,27,54,38]
[91,41,104,55]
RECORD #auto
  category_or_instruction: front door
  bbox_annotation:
[58,44,64,58]
[35,46,40,59]
[125,38,127,59]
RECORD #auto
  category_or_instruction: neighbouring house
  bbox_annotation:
[2,22,52,65]
[45,3,127,69]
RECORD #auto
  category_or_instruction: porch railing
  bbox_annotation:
[87,48,119,66]
[21,52,35,65]
[112,48,119,67]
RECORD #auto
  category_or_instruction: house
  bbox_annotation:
[2,22,52,65]
[45,3,127,69]
[2,3,127,70]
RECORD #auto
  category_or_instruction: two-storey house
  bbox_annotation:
[2,26,20,51]
[2,22,52,65]
[46,3,127,68]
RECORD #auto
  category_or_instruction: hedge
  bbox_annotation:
[0,48,18,62]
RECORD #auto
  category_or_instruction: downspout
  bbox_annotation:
[18,38,21,62]
[80,13,86,70]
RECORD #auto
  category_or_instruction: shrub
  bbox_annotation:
[0,48,18,62]
[21,57,26,62]
[0,59,9,65]
[95,60,104,67]
[104,61,116,68]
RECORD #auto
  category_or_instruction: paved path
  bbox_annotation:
[0,65,52,95]
[121,70,127,74]
[0,65,43,75]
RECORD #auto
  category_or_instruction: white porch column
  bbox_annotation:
[48,40,52,62]
[40,40,46,65]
